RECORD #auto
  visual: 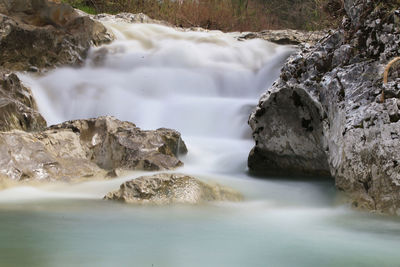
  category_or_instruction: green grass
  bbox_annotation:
[74,4,97,14]
[61,0,97,14]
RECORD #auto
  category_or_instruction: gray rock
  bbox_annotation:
[0,0,113,71]
[0,116,187,182]
[249,0,400,214]
[0,71,46,132]
[92,12,171,26]
[0,128,104,181]
[238,29,328,45]
[49,116,188,171]
[104,173,243,204]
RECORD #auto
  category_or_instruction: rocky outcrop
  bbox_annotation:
[104,173,243,204]
[238,29,328,45]
[0,116,187,182]
[0,128,105,181]
[92,12,171,26]
[0,0,113,71]
[0,71,46,132]
[49,116,187,171]
[249,0,400,214]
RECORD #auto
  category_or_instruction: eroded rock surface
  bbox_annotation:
[238,29,328,45]
[49,116,187,171]
[249,0,400,214]
[0,71,46,132]
[92,12,170,26]
[0,0,113,71]
[104,173,243,204]
[0,128,104,181]
[0,116,187,182]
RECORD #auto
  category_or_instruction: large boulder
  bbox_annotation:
[49,116,188,171]
[0,128,104,181]
[0,71,46,131]
[104,173,243,204]
[249,0,400,214]
[0,116,187,182]
[0,0,113,71]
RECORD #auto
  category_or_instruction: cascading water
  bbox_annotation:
[22,22,294,176]
[1,21,399,267]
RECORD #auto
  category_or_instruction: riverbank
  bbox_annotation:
[62,0,342,32]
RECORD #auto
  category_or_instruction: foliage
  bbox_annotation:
[62,0,97,14]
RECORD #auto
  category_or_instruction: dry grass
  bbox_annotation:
[381,57,400,103]
[65,0,342,31]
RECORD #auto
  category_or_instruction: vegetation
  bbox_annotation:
[381,57,400,103]
[64,0,344,31]
[63,0,97,14]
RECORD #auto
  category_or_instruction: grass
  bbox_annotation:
[62,0,97,14]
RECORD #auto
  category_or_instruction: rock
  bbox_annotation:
[237,29,328,45]
[49,116,187,171]
[0,128,104,181]
[0,71,46,132]
[249,0,400,214]
[0,116,187,182]
[92,11,325,47]
[104,173,243,204]
[0,0,113,71]
[92,12,171,26]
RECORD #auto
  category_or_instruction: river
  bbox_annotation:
[1,21,399,266]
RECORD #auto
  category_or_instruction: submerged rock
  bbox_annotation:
[0,116,187,182]
[104,173,243,204]
[0,0,113,71]
[0,71,46,132]
[249,0,400,214]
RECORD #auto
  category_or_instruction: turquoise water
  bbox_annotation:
[1,186,400,267]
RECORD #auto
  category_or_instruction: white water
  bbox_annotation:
[1,22,399,267]
[21,22,294,178]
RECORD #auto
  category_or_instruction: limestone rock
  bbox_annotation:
[49,116,187,171]
[0,71,46,132]
[0,0,113,71]
[238,29,328,45]
[0,116,187,182]
[104,173,243,204]
[249,0,400,214]
[0,129,104,181]
[92,12,170,26]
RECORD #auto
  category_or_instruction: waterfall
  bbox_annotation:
[21,22,294,176]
